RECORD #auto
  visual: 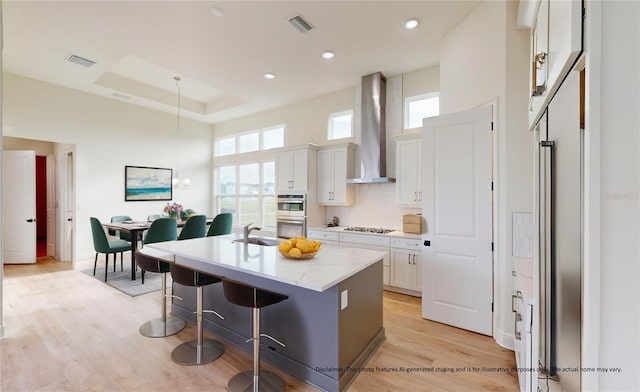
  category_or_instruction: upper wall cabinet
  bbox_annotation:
[276,145,316,193]
[317,143,355,206]
[528,0,583,129]
[395,135,422,206]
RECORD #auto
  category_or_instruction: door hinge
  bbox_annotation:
[490,121,494,131]
[491,181,494,191]
[491,242,494,252]
[491,302,494,312]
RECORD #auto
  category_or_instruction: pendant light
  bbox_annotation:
[172,76,190,189]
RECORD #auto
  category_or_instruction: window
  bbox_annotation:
[328,110,353,140]
[238,133,259,154]
[405,92,439,130]
[215,161,276,228]
[214,125,285,157]
[217,136,236,156]
[262,126,284,150]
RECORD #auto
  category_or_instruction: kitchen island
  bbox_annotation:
[142,234,387,392]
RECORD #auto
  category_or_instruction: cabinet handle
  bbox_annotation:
[512,270,517,276]
[412,254,416,264]
[408,254,411,265]
[512,294,517,312]
[514,313,522,340]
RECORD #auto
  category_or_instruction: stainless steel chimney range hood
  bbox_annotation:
[346,72,396,184]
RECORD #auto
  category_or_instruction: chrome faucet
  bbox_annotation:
[243,223,262,239]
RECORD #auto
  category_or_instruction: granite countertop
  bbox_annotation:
[143,234,387,292]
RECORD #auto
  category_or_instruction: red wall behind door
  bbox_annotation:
[36,155,47,238]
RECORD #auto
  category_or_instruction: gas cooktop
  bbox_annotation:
[343,226,395,234]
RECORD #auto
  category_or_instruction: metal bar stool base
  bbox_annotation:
[139,317,186,338]
[171,339,225,366]
[228,370,285,392]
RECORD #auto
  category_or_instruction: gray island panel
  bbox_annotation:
[145,236,386,391]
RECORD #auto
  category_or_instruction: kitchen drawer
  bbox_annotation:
[390,238,421,250]
[308,229,340,242]
[340,232,391,247]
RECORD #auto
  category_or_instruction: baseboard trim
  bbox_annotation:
[495,328,515,351]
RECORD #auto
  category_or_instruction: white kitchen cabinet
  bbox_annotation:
[512,257,537,392]
[395,136,422,206]
[307,229,340,246]
[317,144,355,206]
[277,146,313,193]
[339,232,390,286]
[528,0,583,129]
[389,238,422,296]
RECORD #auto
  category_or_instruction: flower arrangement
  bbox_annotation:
[163,202,183,218]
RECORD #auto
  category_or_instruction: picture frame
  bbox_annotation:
[125,165,173,201]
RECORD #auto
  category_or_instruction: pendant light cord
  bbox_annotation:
[174,76,181,183]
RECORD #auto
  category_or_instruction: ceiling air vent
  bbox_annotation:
[66,54,96,68]
[288,15,314,33]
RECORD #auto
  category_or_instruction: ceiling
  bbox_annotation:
[2,1,479,125]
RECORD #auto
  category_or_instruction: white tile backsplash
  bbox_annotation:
[512,212,533,258]
[324,182,421,230]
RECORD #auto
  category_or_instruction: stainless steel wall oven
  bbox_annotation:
[276,194,306,239]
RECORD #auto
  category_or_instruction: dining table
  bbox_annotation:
[103,218,213,280]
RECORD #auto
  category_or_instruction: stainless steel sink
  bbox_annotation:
[233,237,280,246]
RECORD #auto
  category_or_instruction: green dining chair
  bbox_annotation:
[109,215,133,262]
[141,218,178,283]
[109,215,133,241]
[207,213,233,237]
[178,215,207,240]
[90,217,131,282]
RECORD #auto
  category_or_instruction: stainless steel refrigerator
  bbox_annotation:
[536,69,582,391]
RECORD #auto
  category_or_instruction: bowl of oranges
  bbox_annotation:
[278,236,322,260]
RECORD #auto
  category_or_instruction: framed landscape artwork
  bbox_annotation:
[125,165,173,201]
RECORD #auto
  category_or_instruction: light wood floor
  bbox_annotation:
[1,256,518,391]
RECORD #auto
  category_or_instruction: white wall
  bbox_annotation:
[3,136,54,155]
[2,73,214,260]
[439,0,531,348]
[212,87,355,146]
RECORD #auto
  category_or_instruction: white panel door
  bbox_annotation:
[421,106,493,335]
[2,150,37,264]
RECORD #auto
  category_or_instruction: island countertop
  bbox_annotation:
[143,234,388,292]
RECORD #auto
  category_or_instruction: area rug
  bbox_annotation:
[81,267,168,297]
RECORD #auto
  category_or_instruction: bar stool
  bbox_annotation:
[135,251,186,337]
[222,279,288,392]
[170,264,225,366]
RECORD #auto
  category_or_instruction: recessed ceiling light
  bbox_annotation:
[264,73,276,79]
[211,7,224,16]
[322,51,335,59]
[404,19,419,30]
